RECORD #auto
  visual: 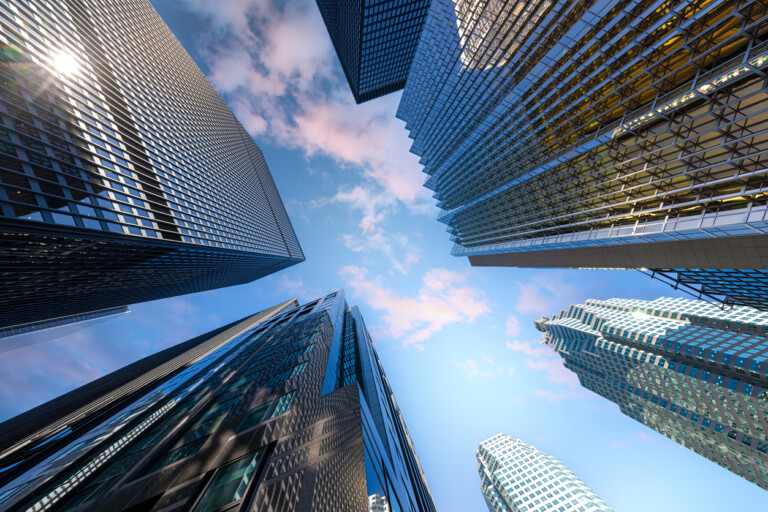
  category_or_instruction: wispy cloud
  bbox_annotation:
[453,358,504,378]
[505,314,521,336]
[514,273,584,316]
[340,266,490,349]
[609,431,664,450]
[0,298,206,420]
[506,339,587,403]
[178,0,433,225]
[266,272,320,303]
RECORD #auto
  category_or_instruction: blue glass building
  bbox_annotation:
[538,297,768,490]
[398,0,768,308]
[0,0,304,329]
[316,0,431,103]
[0,291,436,512]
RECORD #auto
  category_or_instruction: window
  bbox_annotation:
[237,402,271,433]
[266,392,294,420]
[192,449,265,512]
[150,436,208,471]
[236,392,295,433]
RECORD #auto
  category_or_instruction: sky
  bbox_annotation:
[0,0,766,510]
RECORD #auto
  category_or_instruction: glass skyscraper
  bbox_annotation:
[316,0,431,103]
[537,296,768,489]
[0,0,304,330]
[0,291,436,512]
[397,0,768,307]
[477,434,612,512]
[0,306,128,353]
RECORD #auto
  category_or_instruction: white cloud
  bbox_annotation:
[178,0,434,225]
[507,339,585,400]
[505,314,521,336]
[268,272,319,302]
[340,266,490,348]
[453,359,499,378]
[516,283,553,314]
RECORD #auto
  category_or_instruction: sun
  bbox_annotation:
[51,52,80,75]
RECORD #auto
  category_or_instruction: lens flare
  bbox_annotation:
[51,52,79,75]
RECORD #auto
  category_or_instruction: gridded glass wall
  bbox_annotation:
[650,268,768,311]
[398,0,768,257]
[541,296,768,490]
[0,0,303,328]
[0,291,437,512]
[477,434,613,512]
[316,0,430,103]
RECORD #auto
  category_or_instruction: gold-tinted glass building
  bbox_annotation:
[0,0,303,329]
[398,0,768,307]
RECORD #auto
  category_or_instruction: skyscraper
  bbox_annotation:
[368,493,390,512]
[0,306,129,353]
[477,434,613,512]
[398,0,768,307]
[315,0,431,103]
[0,291,436,512]
[0,0,304,330]
[538,297,768,489]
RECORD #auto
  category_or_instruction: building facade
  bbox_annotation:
[477,434,612,512]
[316,0,431,103]
[538,297,768,489]
[398,0,768,307]
[0,306,129,353]
[0,0,304,329]
[0,291,436,512]
[369,493,390,512]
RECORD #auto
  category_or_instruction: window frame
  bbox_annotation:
[187,444,273,512]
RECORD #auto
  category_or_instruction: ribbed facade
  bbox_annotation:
[398,0,768,306]
[0,291,436,512]
[539,296,768,490]
[0,0,304,329]
[477,434,612,512]
[316,0,430,103]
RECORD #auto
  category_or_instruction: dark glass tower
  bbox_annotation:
[0,0,304,329]
[0,291,436,512]
[315,0,431,103]
[397,0,768,308]
[0,306,129,353]
[538,297,768,490]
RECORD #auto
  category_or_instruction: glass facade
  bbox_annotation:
[539,296,768,489]
[648,269,768,311]
[0,306,128,353]
[477,434,613,512]
[0,291,436,512]
[0,0,304,329]
[397,0,768,304]
[316,0,430,103]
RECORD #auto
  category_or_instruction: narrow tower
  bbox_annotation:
[477,433,613,512]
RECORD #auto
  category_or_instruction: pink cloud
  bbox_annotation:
[506,339,583,389]
[340,266,490,348]
[180,0,433,221]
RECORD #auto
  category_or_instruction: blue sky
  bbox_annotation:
[1,0,766,509]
